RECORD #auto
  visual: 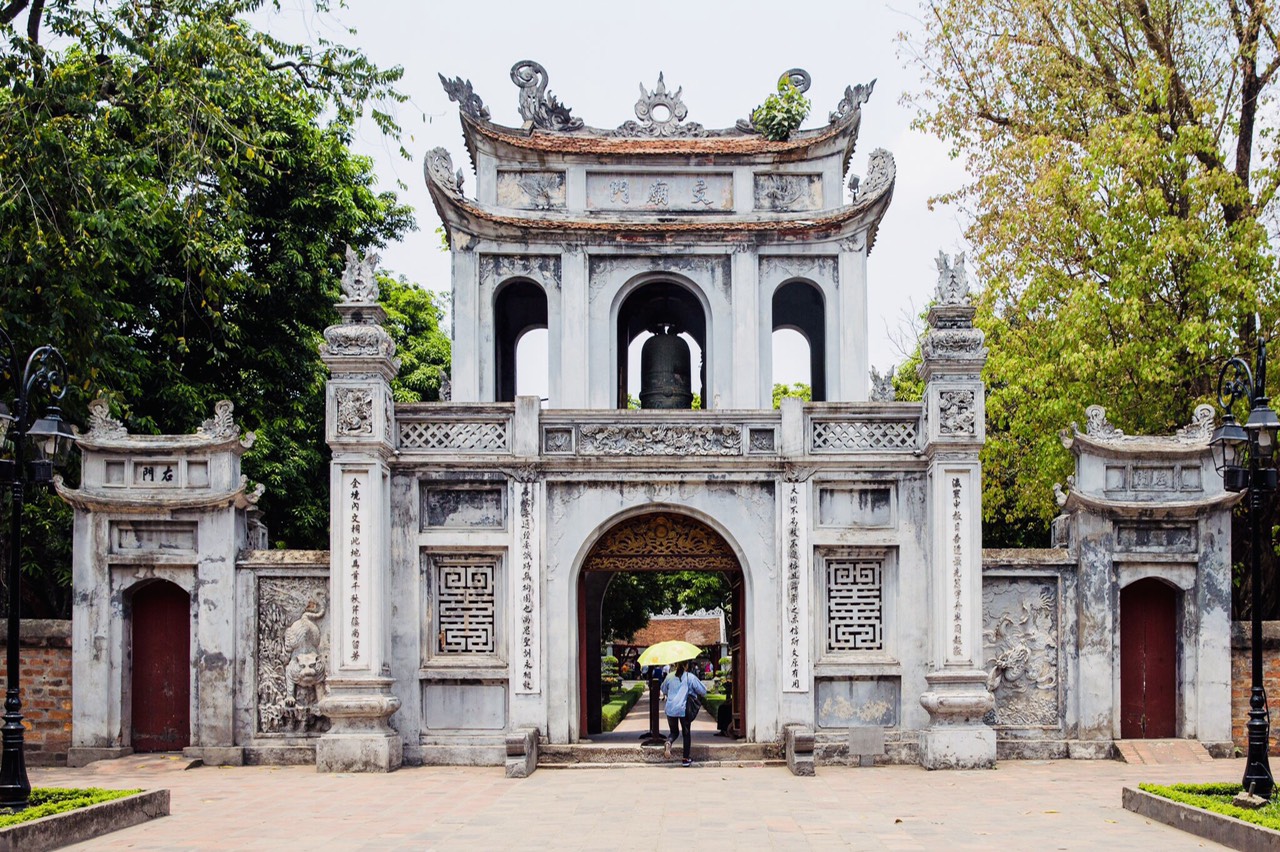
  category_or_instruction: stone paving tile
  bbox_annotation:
[29,756,1246,850]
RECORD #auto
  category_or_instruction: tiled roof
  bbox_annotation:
[620,617,724,647]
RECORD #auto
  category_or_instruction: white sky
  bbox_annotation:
[257,0,971,397]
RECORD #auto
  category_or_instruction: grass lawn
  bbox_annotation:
[1139,782,1280,831]
[0,788,142,828]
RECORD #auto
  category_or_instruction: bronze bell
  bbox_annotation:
[639,325,693,409]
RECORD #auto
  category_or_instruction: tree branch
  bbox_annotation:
[25,0,41,44]
[0,0,27,26]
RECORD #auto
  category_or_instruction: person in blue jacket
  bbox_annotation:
[660,660,708,766]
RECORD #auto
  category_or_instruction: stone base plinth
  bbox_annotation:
[182,746,243,766]
[316,731,402,773]
[919,668,996,770]
[67,746,133,767]
[315,676,402,773]
[920,725,996,769]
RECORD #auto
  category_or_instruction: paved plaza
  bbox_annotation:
[33,753,1244,850]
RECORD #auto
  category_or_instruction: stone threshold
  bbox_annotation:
[0,789,169,852]
[1122,786,1280,851]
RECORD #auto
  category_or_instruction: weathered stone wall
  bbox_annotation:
[1230,621,1280,755]
[0,620,72,765]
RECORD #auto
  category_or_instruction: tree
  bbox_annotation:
[380,275,451,404]
[0,1,416,612]
[600,571,732,643]
[905,0,1280,561]
[772,382,811,408]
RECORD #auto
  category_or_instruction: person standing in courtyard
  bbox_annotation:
[661,660,707,766]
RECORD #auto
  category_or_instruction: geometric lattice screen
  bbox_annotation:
[435,557,498,654]
[826,558,883,652]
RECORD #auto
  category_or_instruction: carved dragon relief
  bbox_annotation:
[983,584,1059,727]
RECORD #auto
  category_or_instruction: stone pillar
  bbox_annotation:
[450,246,480,402]
[731,246,761,409]
[917,252,995,769]
[558,247,589,409]
[836,234,869,401]
[317,248,402,772]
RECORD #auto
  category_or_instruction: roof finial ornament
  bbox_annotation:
[614,73,708,138]
[510,60,583,131]
[439,73,490,121]
[340,245,380,304]
[830,80,876,124]
[934,251,970,306]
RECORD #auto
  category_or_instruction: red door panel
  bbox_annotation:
[131,581,191,752]
[1120,579,1177,738]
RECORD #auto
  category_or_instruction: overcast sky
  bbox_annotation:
[257,1,971,395]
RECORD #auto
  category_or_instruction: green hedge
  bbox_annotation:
[1139,783,1280,831]
[601,683,645,732]
[0,788,142,827]
[701,694,727,723]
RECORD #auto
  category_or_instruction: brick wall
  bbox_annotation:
[0,620,72,766]
[1231,621,1280,756]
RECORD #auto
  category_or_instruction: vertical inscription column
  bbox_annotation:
[917,252,996,769]
[317,248,403,772]
[782,465,812,693]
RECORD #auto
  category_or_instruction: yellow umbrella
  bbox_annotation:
[637,640,702,667]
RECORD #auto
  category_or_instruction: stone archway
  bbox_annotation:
[577,512,745,738]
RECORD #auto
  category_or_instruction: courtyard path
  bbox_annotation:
[33,754,1245,850]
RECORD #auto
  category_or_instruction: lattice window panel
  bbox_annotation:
[826,559,883,651]
[811,420,917,452]
[435,558,497,654]
[400,421,509,452]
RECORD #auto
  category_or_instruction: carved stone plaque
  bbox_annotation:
[585,173,733,212]
[422,486,506,530]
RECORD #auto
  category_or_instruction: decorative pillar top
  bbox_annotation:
[321,247,398,381]
[919,252,988,383]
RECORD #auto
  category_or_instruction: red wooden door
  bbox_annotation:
[729,573,746,738]
[130,581,191,752]
[1120,578,1177,738]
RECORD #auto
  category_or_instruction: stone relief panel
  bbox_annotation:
[982,578,1060,727]
[578,423,742,456]
[496,171,566,210]
[938,389,976,436]
[585,172,733,212]
[256,577,330,735]
[478,254,561,292]
[422,486,506,530]
[428,554,501,658]
[759,256,838,289]
[753,173,822,212]
[816,678,898,728]
[335,387,373,436]
[817,487,893,529]
[588,255,731,300]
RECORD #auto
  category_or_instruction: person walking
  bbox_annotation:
[660,660,707,766]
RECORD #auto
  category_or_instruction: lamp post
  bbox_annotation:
[0,326,76,811]
[1211,338,1280,799]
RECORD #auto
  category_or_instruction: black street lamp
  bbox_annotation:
[0,327,76,811]
[1211,338,1280,800]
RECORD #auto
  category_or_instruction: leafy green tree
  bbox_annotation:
[905,0,1280,562]
[772,382,812,408]
[380,275,450,403]
[0,0,414,611]
[600,571,732,642]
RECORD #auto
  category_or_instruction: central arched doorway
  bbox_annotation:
[577,512,745,739]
